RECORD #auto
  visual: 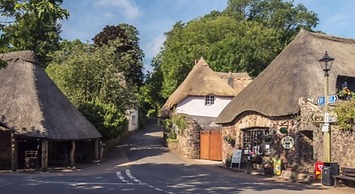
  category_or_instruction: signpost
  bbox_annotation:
[317,95,338,106]
[312,112,337,123]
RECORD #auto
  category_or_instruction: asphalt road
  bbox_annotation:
[0,118,354,194]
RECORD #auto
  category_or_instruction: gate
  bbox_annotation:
[200,130,222,161]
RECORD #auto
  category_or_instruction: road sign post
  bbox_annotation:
[317,95,338,106]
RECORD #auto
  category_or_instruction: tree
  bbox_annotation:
[154,0,318,99]
[0,0,69,67]
[139,55,165,116]
[93,24,144,87]
[158,16,281,98]
[225,0,318,45]
[46,39,138,139]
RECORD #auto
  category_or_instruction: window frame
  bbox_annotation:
[242,128,271,156]
[205,94,215,106]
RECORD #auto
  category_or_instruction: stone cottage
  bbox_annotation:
[216,29,355,174]
[162,57,252,160]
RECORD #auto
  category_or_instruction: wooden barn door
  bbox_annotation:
[200,130,222,161]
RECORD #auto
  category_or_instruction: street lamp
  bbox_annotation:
[319,51,335,162]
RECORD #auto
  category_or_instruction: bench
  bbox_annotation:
[334,167,355,187]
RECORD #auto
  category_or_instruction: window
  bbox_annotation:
[243,128,270,155]
[131,115,136,125]
[205,95,215,106]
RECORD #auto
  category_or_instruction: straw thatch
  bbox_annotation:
[217,29,355,124]
[162,57,252,110]
[0,121,8,129]
[0,50,101,140]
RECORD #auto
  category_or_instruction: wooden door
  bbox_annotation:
[200,130,222,161]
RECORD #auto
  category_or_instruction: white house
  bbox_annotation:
[162,57,252,118]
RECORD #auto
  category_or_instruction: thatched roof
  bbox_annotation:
[162,57,252,110]
[217,29,355,124]
[0,50,102,140]
[0,121,9,129]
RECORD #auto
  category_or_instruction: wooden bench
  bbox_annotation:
[334,167,355,187]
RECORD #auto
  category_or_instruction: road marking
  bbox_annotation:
[116,171,133,184]
[115,170,172,194]
[38,181,141,186]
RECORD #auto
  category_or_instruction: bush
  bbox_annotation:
[79,100,127,140]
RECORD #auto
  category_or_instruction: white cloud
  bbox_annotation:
[143,35,166,59]
[95,0,141,20]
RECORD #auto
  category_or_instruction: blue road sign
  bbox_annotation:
[329,95,338,104]
[317,95,338,106]
[317,96,325,106]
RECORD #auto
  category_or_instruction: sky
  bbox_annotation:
[60,0,355,72]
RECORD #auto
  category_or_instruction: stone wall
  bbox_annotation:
[314,121,355,168]
[174,116,200,159]
[303,97,355,168]
[221,98,317,173]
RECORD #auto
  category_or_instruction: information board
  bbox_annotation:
[230,149,243,169]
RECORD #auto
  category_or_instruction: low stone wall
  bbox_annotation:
[314,126,355,168]
[174,116,200,159]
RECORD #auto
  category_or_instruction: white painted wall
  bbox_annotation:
[176,96,233,117]
[128,108,139,131]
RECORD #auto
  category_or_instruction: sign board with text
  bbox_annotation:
[231,149,243,169]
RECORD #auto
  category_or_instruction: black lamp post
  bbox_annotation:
[318,51,335,162]
[319,51,335,77]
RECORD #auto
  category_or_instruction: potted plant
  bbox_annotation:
[263,159,274,175]
[224,135,235,147]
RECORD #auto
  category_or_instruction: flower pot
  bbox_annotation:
[264,168,274,175]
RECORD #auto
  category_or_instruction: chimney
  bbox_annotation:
[227,71,234,88]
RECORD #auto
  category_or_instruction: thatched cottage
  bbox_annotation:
[217,29,355,174]
[162,57,251,120]
[0,51,102,171]
[162,57,251,160]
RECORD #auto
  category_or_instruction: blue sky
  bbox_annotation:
[60,0,355,72]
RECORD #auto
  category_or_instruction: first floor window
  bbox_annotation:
[205,95,215,106]
[243,128,270,156]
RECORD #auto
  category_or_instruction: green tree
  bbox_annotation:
[0,0,69,67]
[154,0,318,99]
[46,39,138,139]
[93,24,144,86]
[139,55,165,116]
[158,16,281,98]
[225,0,318,45]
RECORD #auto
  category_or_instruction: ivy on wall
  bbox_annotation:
[334,90,355,130]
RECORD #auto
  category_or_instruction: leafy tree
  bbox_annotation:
[158,16,281,98]
[224,0,318,45]
[0,0,69,67]
[153,0,318,99]
[139,55,165,116]
[93,24,144,86]
[46,39,138,139]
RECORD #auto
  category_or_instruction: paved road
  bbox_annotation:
[0,118,354,194]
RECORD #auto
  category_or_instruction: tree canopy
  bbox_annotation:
[93,24,144,86]
[147,0,319,102]
[46,39,139,139]
[0,0,69,67]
